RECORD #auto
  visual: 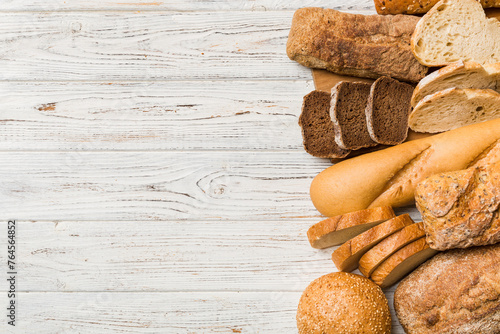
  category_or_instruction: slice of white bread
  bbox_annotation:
[411,0,500,66]
[409,88,500,133]
[411,61,500,107]
[359,221,424,277]
[370,238,439,289]
[332,214,414,272]
[307,206,395,249]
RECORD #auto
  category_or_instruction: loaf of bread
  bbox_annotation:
[415,163,500,250]
[374,0,500,15]
[411,0,500,67]
[310,118,500,217]
[411,61,500,107]
[287,7,428,82]
[409,88,500,133]
[297,272,391,334]
[394,244,500,334]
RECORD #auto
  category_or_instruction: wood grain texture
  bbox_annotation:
[0,0,376,11]
[0,80,312,150]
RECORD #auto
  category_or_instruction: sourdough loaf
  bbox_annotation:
[375,0,500,15]
[330,82,376,150]
[409,88,500,133]
[394,244,500,334]
[415,163,500,250]
[287,7,428,82]
[411,0,500,66]
[310,118,500,217]
[299,91,350,158]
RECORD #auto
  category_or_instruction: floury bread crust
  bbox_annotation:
[287,7,428,82]
[374,0,500,15]
[394,244,500,334]
[310,118,500,217]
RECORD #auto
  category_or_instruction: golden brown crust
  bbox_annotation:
[286,7,428,82]
[332,214,413,272]
[415,163,500,250]
[359,219,424,277]
[394,244,500,334]
[310,118,500,218]
[374,0,500,15]
[307,206,395,249]
[297,272,391,334]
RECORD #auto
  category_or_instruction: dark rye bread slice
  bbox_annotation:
[331,82,377,150]
[299,91,351,158]
[366,76,414,146]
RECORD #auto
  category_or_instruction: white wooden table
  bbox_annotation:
[0,1,418,332]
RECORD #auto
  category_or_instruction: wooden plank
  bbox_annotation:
[0,80,313,150]
[0,11,323,81]
[0,0,375,11]
[0,291,404,333]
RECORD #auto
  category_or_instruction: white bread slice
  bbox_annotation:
[409,88,500,133]
[411,0,500,67]
[307,206,395,249]
[332,214,414,272]
[359,221,424,277]
[370,238,439,289]
[411,61,500,107]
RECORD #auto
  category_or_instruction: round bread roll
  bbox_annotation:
[297,272,391,334]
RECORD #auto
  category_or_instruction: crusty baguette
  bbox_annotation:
[416,163,500,250]
[411,61,500,107]
[307,206,395,249]
[395,244,500,334]
[310,118,500,217]
[370,238,438,289]
[287,7,428,82]
[332,214,414,272]
[409,88,500,133]
[359,220,424,277]
[375,0,500,15]
[411,0,500,67]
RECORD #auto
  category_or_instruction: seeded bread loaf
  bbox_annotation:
[395,244,500,334]
[287,7,428,82]
[366,76,414,145]
[415,163,500,250]
[299,91,350,158]
[374,0,500,15]
[330,82,376,150]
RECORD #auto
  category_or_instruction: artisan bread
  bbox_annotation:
[332,214,414,272]
[297,272,391,334]
[394,244,500,334]
[375,0,500,15]
[310,118,500,217]
[370,238,438,289]
[299,91,350,158]
[415,163,500,250]
[409,88,500,133]
[411,61,500,107]
[330,82,376,150]
[359,220,424,277]
[366,76,414,145]
[287,7,428,82]
[411,0,500,67]
[307,206,395,249]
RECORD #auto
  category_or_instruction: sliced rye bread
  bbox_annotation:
[366,76,414,145]
[332,214,414,272]
[307,206,396,249]
[358,220,425,277]
[299,90,350,158]
[370,238,439,289]
[330,81,376,150]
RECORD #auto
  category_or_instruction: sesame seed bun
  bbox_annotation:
[297,272,391,334]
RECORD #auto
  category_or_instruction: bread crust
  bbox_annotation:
[375,0,500,15]
[287,7,428,82]
[310,118,500,217]
[394,244,500,334]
